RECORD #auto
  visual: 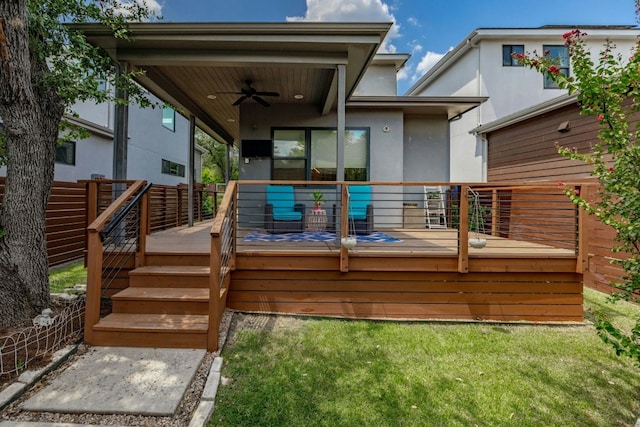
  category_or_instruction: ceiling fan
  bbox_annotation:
[217,80,280,107]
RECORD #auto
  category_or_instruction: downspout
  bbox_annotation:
[473,42,487,182]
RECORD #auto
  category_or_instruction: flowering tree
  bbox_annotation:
[514,10,640,362]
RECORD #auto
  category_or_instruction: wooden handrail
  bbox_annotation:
[235,179,597,188]
[87,180,145,232]
[210,181,237,237]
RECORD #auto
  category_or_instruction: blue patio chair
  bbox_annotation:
[332,185,374,235]
[264,185,305,233]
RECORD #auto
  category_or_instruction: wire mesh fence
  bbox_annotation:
[0,297,85,378]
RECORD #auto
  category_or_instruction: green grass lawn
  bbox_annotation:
[210,288,640,427]
[49,261,87,293]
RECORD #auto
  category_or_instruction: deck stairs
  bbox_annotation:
[92,255,212,349]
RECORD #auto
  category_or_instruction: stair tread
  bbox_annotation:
[113,287,209,301]
[94,313,208,333]
[129,265,210,276]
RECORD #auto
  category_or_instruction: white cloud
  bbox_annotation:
[287,0,400,53]
[407,17,419,27]
[415,50,446,77]
[396,63,411,81]
[409,41,423,54]
[110,0,163,20]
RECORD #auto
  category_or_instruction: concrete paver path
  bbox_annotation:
[21,347,205,416]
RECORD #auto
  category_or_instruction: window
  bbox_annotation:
[502,45,524,66]
[273,129,306,180]
[272,128,369,181]
[55,141,76,165]
[161,159,185,177]
[543,45,570,89]
[162,106,175,132]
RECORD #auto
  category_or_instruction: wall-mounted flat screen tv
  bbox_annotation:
[241,139,272,158]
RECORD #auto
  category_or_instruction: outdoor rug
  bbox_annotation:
[243,230,403,243]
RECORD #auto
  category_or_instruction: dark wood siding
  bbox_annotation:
[488,103,598,181]
[486,102,624,293]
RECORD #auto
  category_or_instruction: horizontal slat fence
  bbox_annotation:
[0,178,87,267]
[0,178,219,268]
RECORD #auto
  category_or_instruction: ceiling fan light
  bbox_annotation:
[206,94,217,100]
[294,94,304,100]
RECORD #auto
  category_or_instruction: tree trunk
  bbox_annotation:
[0,1,65,330]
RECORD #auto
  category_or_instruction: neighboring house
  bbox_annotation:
[472,93,624,295]
[1,88,204,185]
[407,25,639,182]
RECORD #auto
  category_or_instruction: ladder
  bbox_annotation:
[424,186,447,229]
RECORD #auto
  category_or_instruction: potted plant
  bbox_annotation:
[310,191,324,210]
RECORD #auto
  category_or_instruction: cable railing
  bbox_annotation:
[99,182,153,297]
[84,180,151,345]
[208,181,237,350]
[232,181,583,265]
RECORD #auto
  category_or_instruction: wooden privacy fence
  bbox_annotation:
[0,178,220,267]
[0,178,87,267]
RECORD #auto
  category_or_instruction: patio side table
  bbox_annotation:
[307,209,327,231]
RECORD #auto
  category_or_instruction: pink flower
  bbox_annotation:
[609,167,615,173]
[597,114,604,121]
[513,53,526,60]
[544,49,551,55]
[557,181,566,189]
[574,189,580,196]
[548,65,560,74]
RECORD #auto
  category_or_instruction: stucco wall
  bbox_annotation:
[353,64,398,96]
[237,103,410,228]
[126,105,194,185]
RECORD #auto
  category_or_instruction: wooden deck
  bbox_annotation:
[142,221,583,323]
[147,221,576,257]
[85,181,587,352]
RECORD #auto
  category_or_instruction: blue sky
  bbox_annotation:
[150,0,637,94]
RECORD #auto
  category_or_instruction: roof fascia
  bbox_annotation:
[470,94,579,135]
[405,26,640,95]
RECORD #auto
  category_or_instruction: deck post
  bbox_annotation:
[339,183,349,272]
[491,189,498,236]
[85,181,99,266]
[458,185,469,273]
[208,232,223,352]
[136,190,149,268]
[576,184,590,273]
[231,183,238,271]
[84,231,103,344]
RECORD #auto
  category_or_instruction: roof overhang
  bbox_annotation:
[470,94,578,135]
[347,96,488,119]
[72,22,391,145]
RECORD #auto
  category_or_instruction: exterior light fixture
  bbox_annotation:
[294,94,304,100]
[206,94,217,100]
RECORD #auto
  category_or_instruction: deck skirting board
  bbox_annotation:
[228,268,583,322]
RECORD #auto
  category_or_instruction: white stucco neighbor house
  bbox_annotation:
[406,25,640,182]
[0,88,203,185]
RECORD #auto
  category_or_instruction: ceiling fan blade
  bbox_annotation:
[252,96,270,107]
[232,95,248,106]
[254,91,280,97]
